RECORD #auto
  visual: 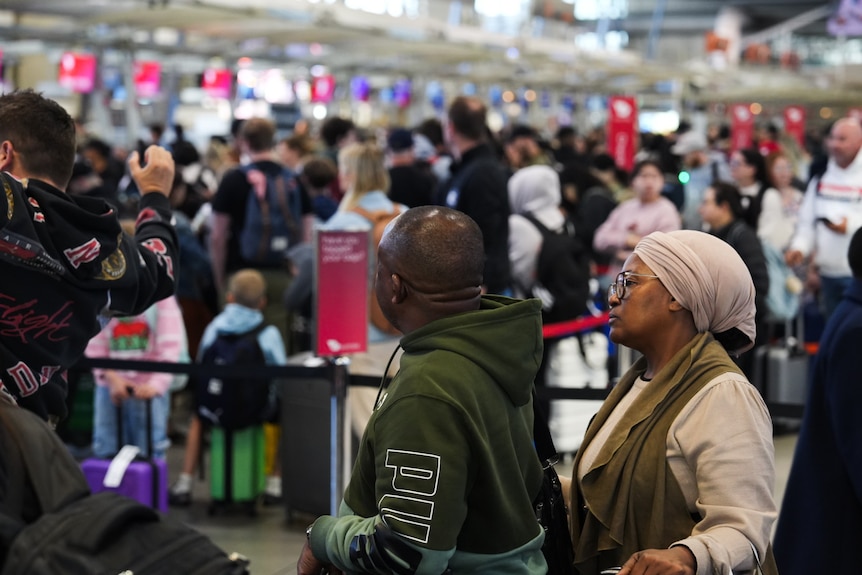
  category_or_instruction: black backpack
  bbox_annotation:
[195,324,272,430]
[1,492,249,575]
[522,213,591,326]
[0,397,249,575]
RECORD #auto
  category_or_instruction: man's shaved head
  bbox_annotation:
[380,206,484,296]
[374,206,487,334]
[827,117,862,169]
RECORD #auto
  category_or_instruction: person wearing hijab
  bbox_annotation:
[561,230,778,575]
[507,165,599,454]
[507,164,566,298]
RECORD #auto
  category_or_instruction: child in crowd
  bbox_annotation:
[170,269,288,505]
[85,287,187,460]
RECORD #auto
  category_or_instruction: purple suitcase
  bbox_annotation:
[81,396,169,512]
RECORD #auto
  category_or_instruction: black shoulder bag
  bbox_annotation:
[532,391,576,575]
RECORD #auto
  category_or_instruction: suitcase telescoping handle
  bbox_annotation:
[114,389,159,509]
[115,387,154,459]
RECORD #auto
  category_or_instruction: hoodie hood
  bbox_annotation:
[400,296,543,406]
[508,165,565,231]
[208,303,265,335]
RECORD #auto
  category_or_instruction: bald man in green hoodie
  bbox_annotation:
[298,206,547,575]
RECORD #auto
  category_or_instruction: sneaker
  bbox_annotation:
[168,473,193,507]
[262,475,282,506]
[262,492,282,507]
[168,490,192,507]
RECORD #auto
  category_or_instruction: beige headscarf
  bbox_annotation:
[633,230,756,355]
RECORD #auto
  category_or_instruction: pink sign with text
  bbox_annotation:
[315,230,369,356]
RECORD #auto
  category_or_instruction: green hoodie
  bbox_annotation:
[310,296,547,574]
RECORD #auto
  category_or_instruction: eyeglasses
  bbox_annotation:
[608,272,661,301]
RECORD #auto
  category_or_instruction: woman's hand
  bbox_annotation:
[618,546,696,575]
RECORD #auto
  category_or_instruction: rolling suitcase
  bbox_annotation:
[208,425,265,516]
[81,396,169,513]
[762,315,809,428]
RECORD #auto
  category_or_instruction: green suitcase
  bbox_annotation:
[208,426,265,516]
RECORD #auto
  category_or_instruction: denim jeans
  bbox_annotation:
[819,275,853,321]
[92,385,170,459]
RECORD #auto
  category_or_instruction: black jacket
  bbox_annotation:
[713,220,770,345]
[439,144,512,294]
[0,173,178,421]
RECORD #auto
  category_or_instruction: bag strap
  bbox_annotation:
[522,213,552,237]
[274,169,300,244]
[531,388,558,466]
[351,205,402,226]
[750,541,764,575]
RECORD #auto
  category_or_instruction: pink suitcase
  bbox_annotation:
[81,397,168,512]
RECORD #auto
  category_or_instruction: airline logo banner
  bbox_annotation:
[783,106,806,148]
[607,96,637,172]
[730,104,754,152]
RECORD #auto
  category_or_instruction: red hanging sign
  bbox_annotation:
[201,68,232,99]
[315,230,370,356]
[783,106,806,149]
[58,52,96,94]
[729,104,755,152]
[606,95,637,172]
[134,61,161,98]
[311,75,335,103]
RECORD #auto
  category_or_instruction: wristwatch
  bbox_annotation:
[306,522,314,542]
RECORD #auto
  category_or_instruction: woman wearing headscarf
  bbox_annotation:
[561,230,778,575]
[507,165,599,454]
[507,164,567,298]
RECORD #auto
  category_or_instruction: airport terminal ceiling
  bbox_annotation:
[0,0,856,103]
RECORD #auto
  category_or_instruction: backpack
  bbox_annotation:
[522,213,591,326]
[194,324,272,430]
[351,205,403,336]
[1,492,249,575]
[238,165,302,266]
[0,397,248,575]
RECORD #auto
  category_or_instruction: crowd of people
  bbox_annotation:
[2,85,862,574]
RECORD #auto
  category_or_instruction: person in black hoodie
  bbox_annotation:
[699,181,770,382]
[438,96,512,295]
[0,89,179,425]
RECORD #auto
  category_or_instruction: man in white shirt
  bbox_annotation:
[786,117,862,318]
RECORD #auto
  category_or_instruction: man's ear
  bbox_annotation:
[0,141,14,171]
[390,273,408,304]
[668,296,685,312]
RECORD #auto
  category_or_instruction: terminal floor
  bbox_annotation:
[157,431,800,575]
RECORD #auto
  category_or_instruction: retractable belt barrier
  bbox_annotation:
[73,344,805,420]
[541,311,610,340]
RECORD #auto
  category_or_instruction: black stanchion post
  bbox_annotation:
[329,356,350,516]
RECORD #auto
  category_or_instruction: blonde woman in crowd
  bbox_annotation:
[321,142,408,437]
